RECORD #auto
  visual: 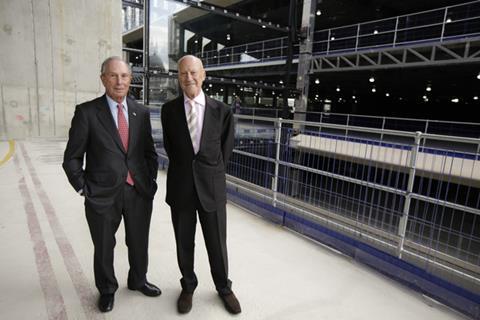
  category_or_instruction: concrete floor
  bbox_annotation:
[0,138,469,320]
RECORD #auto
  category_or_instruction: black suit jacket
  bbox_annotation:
[161,95,234,212]
[63,95,158,210]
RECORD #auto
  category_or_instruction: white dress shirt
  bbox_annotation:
[105,95,129,128]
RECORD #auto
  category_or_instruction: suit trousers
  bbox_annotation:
[171,191,232,296]
[85,184,152,294]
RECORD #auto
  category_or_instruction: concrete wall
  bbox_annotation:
[0,0,122,139]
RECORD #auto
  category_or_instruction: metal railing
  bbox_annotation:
[226,115,480,294]
[237,107,480,140]
[198,0,480,67]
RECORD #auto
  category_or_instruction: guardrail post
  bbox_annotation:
[397,131,422,258]
[272,118,283,207]
[380,116,386,140]
[393,16,399,47]
[355,24,360,51]
[440,6,448,41]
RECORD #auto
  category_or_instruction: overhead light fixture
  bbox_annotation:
[194,40,198,43]
[477,72,480,80]
[446,18,452,23]
[372,87,376,93]
[262,25,266,29]
[279,80,283,84]
[369,76,375,83]
[451,98,459,103]
[385,93,390,97]
[331,36,335,40]
[426,84,432,92]
[226,34,230,41]
[373,30,379,34]
[315,78,320,84]
[209,84,212,87]
[336,86,340,92]
[352,95,356,99]
[474,96,479,100]
[272,91,275,95]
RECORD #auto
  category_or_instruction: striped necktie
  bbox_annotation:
[187,100,198,153]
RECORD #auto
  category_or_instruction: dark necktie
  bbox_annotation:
[117,104,134,185]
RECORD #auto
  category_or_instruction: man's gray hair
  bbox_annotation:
[177,55,204,68]
[100,56,132,74]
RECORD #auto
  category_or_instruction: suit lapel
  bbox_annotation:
[127,98,140,156]
[199,97,220,152]
[175,96,195,153]
[96,95,127,153]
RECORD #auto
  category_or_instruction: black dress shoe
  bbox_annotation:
[219,292,241,314]
[98,294,114,313]
[177,290,193,314]
[128,281,162,297]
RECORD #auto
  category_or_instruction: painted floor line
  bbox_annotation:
[0,140,15,167]
[19,142,104,320]
[13,154,68,320]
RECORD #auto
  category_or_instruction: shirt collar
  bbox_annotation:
[184,90,205,107]
[106,94,127,110]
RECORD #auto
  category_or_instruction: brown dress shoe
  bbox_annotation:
[177,290,193,314]
[219,292,241,314]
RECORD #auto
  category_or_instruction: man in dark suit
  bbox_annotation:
[161,55,241,315]
[63,56,161,313]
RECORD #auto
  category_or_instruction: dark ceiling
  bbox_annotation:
[174,0,479,121]
[181,0,474,46]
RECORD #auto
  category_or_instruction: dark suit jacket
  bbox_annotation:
[161,95,234,212]
[63,95,158,211]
